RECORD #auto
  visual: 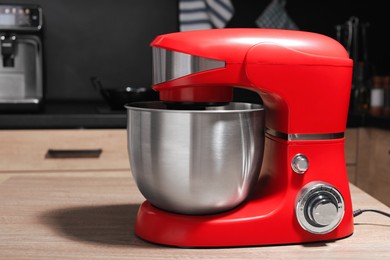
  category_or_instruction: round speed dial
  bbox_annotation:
[296,182,345,234]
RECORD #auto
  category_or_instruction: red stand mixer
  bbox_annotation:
[127,29,354,247]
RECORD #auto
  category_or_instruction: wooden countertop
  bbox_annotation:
[0,171,389,259]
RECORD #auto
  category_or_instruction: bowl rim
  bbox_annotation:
[125,101,264,114]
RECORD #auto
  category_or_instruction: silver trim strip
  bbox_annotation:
[266,128,344,141]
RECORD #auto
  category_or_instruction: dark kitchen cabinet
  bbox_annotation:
[345,127,390,207]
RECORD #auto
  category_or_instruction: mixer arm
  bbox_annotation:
[151,29,353,135]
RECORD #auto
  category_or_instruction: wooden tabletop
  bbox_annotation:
[0,171,389,259]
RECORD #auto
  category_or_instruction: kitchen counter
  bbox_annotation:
[0,171,389,259]
[0,101,127,129]
[0,100,389,129]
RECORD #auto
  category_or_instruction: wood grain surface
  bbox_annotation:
[0,172,389,259]
[0,130,130,172]
[356,128,390,207]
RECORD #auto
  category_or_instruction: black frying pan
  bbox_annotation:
[90,76,159,110]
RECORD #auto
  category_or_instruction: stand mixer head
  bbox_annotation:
[151,28,352,135]
[126,28,354,247]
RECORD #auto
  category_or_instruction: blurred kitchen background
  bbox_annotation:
[0,0,389,129]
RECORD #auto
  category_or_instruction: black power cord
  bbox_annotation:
[353,209,390,218]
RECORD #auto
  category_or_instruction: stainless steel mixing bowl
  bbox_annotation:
[126,101,265,215]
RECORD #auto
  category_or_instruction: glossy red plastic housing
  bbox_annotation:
[133,29,354,247]
[135,137,354,247]
[151,28,353,135]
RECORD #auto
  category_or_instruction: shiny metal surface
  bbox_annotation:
[311,199,338,226]
[0,35,43,102]
[152,47,225,85]
[126,101,265,215]
[265,128,344,141]
[296,182,345,234]
[291,154,309,174]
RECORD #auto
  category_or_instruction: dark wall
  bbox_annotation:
[228,0,389,75]
[2,0,388,102]
[1,0,178,101]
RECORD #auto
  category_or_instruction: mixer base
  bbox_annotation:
[134,200,354,248]
[134,137,355,247]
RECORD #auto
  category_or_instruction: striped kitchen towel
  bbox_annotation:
[255,0,298,30]
[179,0,234,31]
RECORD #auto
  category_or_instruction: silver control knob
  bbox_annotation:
[296,182,345,234]
[291,154,309,174]
[311,198,338,226]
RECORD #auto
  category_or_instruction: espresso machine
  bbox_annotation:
[0,4,43,111]
[126,29,354,247]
